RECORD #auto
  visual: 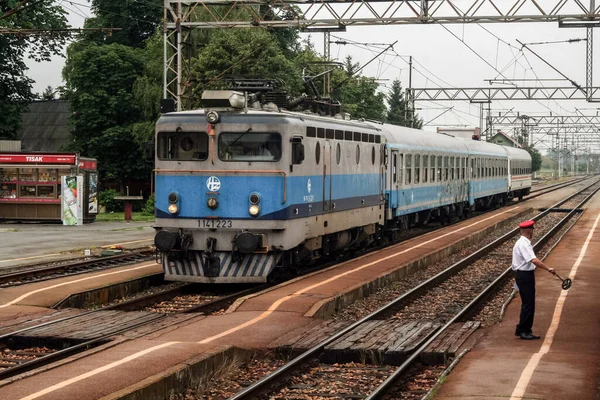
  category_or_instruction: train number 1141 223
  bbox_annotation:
[198,219,233,228]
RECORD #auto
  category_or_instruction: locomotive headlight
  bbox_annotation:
[206,111,220,124]
[168,204,179,214]
[207,197,218,210]
[249,193,260,205]
[249,205,260,217]
[168,192,178,203]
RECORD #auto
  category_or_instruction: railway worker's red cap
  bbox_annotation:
[519,220,535,229]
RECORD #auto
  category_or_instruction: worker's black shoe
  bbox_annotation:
[520,333,541,340]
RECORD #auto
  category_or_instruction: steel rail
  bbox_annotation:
[227,179,600,400]
[0,249,154,287]
[529,177,588,194]
[366,182,600,399]
[104,284,269,313]
[0,283,268,379]
[0,180,593,383]
[0,314,167,380]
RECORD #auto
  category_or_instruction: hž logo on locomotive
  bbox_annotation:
[206,176,221,192]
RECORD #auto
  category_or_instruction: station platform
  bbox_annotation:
[0,221,155,269]
[436,194,600,399]
[0,205,532,400]
[0,181,593,400]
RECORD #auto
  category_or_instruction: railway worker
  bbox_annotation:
[512,219,555,340]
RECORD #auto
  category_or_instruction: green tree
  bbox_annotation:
[0,0,68,138]
[331,56,386,121]
[192,28,305,103]
[63,42,149,182]
[131,31,163,148]
[524,145,542,172]
[386,79,423,129]
[82,0,162,48]
[39,86,55,100]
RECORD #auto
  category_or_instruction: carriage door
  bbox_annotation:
[390,150,400,210]
[322,140,332,212]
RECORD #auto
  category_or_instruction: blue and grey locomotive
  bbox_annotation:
[153,90,531,283]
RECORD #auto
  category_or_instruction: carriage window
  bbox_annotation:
[406,154,412,184]
[450,156,455,180]
[461,158,466,180]
[219,132,281,161]
[307,127,316,137]
[437,155,442,182]
[336,143,341,165]
[423,155,429,183]
[356,145,360,164]
[471,158,475,178]
[415,154,421,184]
[158,132,208,161]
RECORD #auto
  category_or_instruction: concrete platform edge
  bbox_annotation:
[228,209,532,314]
[305,209,532,319]
[100,346,253,400]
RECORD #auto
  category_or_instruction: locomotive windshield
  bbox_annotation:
[157,132,208,161]
[218,132,281,161]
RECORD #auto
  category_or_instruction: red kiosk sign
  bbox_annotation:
[0,154,77,164]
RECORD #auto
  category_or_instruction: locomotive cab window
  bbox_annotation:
[219,132,281,161]
[157,132,208,161]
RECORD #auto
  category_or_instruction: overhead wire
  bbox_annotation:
[62,0,160,27]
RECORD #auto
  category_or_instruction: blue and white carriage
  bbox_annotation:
[153,90,531,283]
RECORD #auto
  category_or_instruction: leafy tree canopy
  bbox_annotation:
[386,79,423,129]
[524,145,542,172]
[331,56,386,121]
[82,0,162,48]
[63,42,148,180]
[192,28,306,104]
[0,0,68,138]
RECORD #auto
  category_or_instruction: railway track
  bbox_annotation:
[0,282,268,380]
[0,178,593,383]
[0,249,154,288]
[224,180,600,400]
[104,283,268,314]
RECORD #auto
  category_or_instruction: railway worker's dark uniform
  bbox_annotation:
[512,220,540,340]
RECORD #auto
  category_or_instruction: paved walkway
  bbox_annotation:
[0,221,154,269]
[436,194,600,399]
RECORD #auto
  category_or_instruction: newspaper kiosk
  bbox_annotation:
[0,153,98,222]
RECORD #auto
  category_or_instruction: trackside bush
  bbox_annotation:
[99,189,123,212]
[142,193,155,216]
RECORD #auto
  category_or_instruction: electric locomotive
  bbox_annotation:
[154,90,387,283]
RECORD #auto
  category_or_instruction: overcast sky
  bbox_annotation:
[25,3,600,153]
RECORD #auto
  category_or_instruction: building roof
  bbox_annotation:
[19,100,71,152]
[490,131,521,148]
